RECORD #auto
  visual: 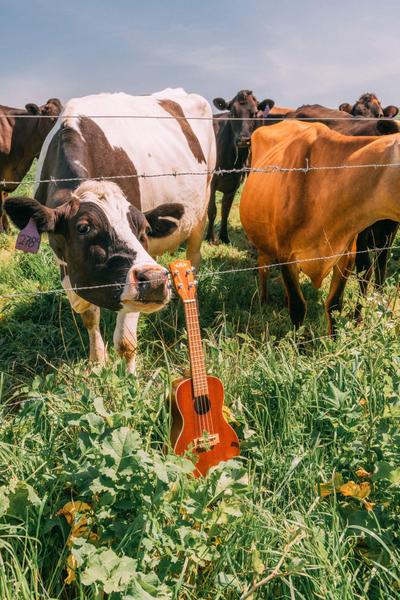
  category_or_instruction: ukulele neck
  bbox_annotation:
[183,299,209,397]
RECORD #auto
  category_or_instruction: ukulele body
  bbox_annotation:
[171,375,240,477]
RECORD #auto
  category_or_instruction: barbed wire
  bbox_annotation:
[1,113,399,121]
[0,244,398,301]
[3,159,400,188]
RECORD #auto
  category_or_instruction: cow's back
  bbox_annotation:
[36,89,216,255]
[240,122,366,257]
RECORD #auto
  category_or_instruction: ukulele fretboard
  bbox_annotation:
[184,300,209,397]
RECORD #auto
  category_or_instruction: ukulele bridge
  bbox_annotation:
[193,433,220,452]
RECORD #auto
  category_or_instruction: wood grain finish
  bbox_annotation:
[171,376,240,477]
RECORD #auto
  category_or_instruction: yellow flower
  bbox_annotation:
[339,481,371,500]
[355,468,372,479]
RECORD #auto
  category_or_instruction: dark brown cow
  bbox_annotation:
[339,93,398,119]
[0,98,62,231]
[206,90,274,244]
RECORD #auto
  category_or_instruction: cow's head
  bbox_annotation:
[5,181,184,312]
[25,98,63,140]
[339,93,399,119]
[213,90,274,147]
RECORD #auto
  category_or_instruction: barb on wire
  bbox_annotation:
[0,244,398,301]
[3,160,400,188]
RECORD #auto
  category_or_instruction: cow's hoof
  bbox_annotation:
[206,236,219,246]
[219,236,231,245]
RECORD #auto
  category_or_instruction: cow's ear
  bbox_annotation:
[213,97,229,111]
[5,197,57,232]
[25,103,40,115]
[376,119,399,135]
[4,196,78,233]
[145,203,184,238]
[383,105,399,118]
[339,103,353,114]
[258,99,275,112]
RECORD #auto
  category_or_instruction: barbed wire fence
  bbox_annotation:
[1,111,400,301]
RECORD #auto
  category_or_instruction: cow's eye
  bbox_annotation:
[77,222,91,235]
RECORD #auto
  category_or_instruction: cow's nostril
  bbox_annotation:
[134,267,167,286]
[136,270,150,284]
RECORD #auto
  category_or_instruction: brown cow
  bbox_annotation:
[0,98,62,231]
[240,120,400,333]
[265,103,400,317]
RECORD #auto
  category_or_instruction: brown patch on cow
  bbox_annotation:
[158,99,206,164]
[79,118,141,209]
[37,117,142,210]
[116,337,137,359]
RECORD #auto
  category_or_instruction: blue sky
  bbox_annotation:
[1,0,399,109]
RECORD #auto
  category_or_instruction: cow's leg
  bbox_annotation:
[354,231,373,321]
[258,252,270,304]
[280,263,306,328]
[219,189,236,244]
[326,252,355,335]
[113,311,140,374]
[0,192,10,233]
[373,221,399,288]
[81,305,107,364]
[187,214,207,270]
[205,181,218,244]
[62,272,107,364]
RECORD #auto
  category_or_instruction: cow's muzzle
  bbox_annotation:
[121,265,170,313]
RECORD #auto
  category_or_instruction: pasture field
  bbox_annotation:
[1,168,400,599]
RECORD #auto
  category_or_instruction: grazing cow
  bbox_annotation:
[240,120,400,333]
[284,104,400,317]
[339,93,399,119]
[0,98,62,232]
[206,90,274,244]
[5,88,216,373]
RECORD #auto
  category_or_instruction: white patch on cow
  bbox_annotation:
[75,179,156,268]
[113,310,140,374]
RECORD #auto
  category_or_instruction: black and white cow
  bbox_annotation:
[5,88,216,373]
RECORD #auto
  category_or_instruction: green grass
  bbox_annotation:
[0,174,400,599]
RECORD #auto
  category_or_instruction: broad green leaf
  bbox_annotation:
[7,481,41,518]
[93,396,111,417]
[373,461,400,484]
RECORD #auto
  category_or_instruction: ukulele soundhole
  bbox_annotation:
[194,395,211,415]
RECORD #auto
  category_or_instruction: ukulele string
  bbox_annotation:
[188,300,210,438]
[193,295,215,439]
[187,301,204,440]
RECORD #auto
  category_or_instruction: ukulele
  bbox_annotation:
[169,259,240,477]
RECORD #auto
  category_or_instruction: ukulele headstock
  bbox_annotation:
[169,259,197,302]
